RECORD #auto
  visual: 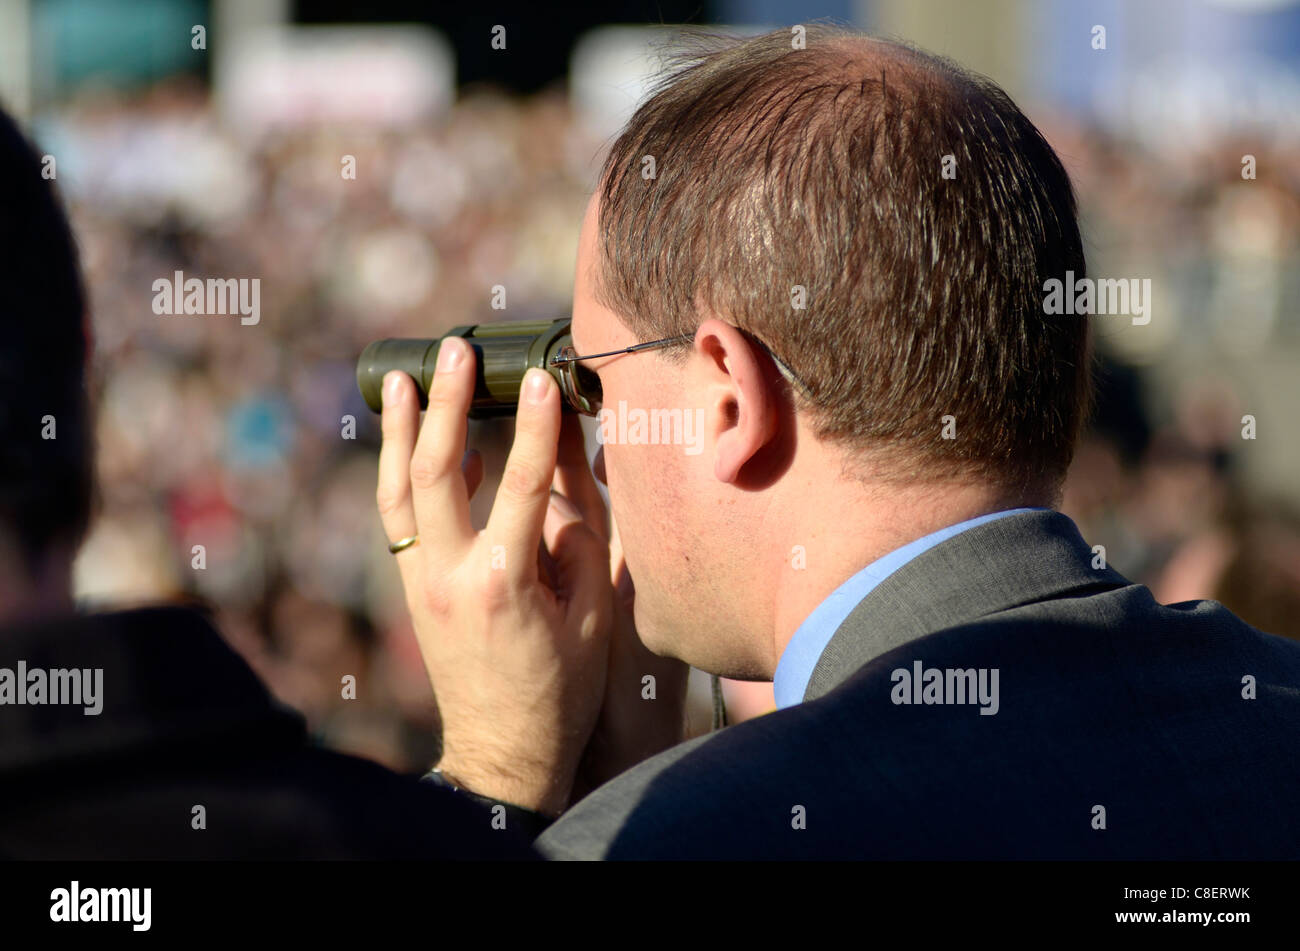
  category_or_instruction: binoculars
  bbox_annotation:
[356,318,600,419]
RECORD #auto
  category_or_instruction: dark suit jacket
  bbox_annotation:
[0,606,532,859]
[538,510,1300,859]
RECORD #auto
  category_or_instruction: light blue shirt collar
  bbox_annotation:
[772,508,1049,708]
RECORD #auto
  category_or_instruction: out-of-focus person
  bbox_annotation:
[0,106,532,859]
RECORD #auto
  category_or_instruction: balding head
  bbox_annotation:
[595,24,1090,494]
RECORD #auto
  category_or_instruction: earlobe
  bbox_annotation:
[695,320,776,485]
[714,430,749,483]
[713,393,743,482]
[713,393,775,484]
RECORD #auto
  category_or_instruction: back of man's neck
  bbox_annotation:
[765,477,1053,676]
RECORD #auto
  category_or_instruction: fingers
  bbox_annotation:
[554,414,609,540]
[377,371,420,545]
[543,491,609,612]
[462,449,484,500]
[486,368,562,586]
[409,336,477,557]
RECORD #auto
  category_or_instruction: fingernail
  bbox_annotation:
[525,369,549,404]
[437,338,463,373]
[382,372,403,406]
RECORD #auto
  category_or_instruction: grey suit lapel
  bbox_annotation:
[803,510,1129,703]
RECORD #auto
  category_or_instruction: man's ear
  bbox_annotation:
[693,318,779,484]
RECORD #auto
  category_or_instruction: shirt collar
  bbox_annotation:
[772,507,1049,709]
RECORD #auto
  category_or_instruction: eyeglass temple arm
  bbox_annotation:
[548,334,693,366]
[550,331,813,399]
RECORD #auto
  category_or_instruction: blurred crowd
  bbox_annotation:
[1051,115,1300,648]
[48,80,1300,768]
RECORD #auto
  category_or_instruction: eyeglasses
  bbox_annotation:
[548,327,813,417]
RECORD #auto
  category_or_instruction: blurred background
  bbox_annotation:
[1,0,1297,770]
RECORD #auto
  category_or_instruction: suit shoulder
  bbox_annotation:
[538,729,745,859]
[538,707,827,860]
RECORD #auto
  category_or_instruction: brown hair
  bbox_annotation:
[595,25,1091,491]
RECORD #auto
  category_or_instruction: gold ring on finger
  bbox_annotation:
[387,535,420,555]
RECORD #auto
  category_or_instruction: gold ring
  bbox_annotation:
[387,535,420,554]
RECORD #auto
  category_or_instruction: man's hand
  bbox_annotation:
[375,336,612,817]
[570,514,690,801]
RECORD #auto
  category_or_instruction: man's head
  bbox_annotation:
[570,27,1090,676]
[0,107,93,623]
